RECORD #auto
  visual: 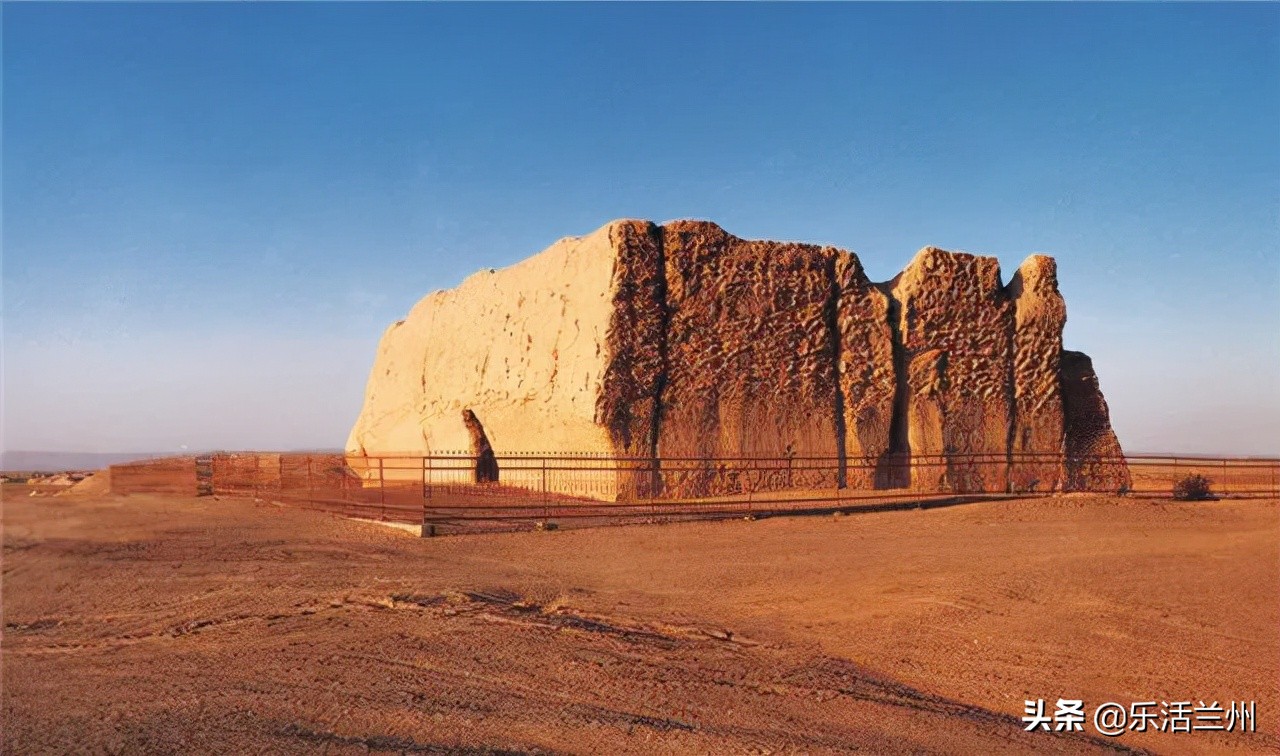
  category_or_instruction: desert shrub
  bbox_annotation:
[1172,473,1213,501]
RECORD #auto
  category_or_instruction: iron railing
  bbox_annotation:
[167,451,1280,535]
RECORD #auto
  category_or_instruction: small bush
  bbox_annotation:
[1172,474,1213,501]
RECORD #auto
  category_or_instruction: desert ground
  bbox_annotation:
[3,485,1277,754]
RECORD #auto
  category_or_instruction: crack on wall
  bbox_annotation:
[647,222,672,496]
[823,256,849,489]
[1003,275,1021,494]
[878,282,911,489]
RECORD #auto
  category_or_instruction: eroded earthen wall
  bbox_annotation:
[346,222,629,496]
[832,253,897,489]
[595,220,668,497]
[348,219,1129,500]
[657,222,846,496]
[891,248,1015,493]
[1008,256,1067,492]
[1061,350,1131,492]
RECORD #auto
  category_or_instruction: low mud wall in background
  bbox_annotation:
[108,456,200,495]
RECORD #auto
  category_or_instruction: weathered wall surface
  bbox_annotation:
[658,222,847,495]
[1061,350,1131,492]
[348,219,1127,499]
[346,222,624,463]
[594,221,667,462]
[833,253,897,489]
[1008,256,1067,492]
[594,220,669,498]
[891,248,1015,492]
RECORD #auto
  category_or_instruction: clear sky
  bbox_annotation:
[3,3,1278,456]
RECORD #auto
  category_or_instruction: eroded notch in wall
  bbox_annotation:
[823,255,849,489]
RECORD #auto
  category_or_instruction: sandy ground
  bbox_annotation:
[3,486,1276,754]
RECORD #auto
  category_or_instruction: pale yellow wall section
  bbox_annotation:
[346,222,626,466]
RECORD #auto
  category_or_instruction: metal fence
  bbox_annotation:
[180,451,1280,535]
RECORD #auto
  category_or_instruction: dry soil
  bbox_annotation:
[3,486,1276,754]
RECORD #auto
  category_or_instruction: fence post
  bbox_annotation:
[834,455,841,507]
[378,457,386,521]
[648,457,657,520]
[541,456,549,521]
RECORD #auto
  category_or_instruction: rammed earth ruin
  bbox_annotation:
[347,220,1129,498]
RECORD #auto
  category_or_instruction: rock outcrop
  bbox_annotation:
[347,219,1127,498]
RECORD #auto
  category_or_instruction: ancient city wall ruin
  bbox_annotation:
[347,220,1129,499]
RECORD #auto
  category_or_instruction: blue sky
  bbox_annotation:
[4,3,1278,455]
